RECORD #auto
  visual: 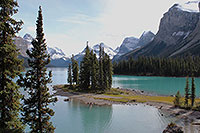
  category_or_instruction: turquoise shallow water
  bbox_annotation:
[112,75,200,96]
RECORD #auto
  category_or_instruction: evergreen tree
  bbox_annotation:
[90,51,99,89]
[174,91,181,107]
[0,0,24,131]
[98,45,104,88]
[68,64,72,86]
[102,53,109,90]
[79,44,90,89]
[18,6,56,132]
[191,77,195,107]
[107,55,113,89]
[71,55,79,85]
[184,77,189,107]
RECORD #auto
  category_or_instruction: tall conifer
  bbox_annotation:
[184,77,189,107]
[68,64,72,86]
[191,77,195,107]
[79,44,90,89]
[98,45,104,88]
[90,50,99,89]
[71,55,79,85]
[18,6,56,132]
[0,0,24,131]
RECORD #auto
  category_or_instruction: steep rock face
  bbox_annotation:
[123,3,200,59]
[14,36,29,57]
[113,31,155,61]
[113,37,139,61]
[137,31,155,46]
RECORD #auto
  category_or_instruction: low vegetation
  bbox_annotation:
[55,84,184,104]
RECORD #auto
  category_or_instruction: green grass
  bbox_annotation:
[54,84,200,107]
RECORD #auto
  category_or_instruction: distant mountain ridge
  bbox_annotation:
[67,42,118,64]
[113,31,155,61]
[15,34,69,67]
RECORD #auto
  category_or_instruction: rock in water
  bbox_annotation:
[163,123,183,133]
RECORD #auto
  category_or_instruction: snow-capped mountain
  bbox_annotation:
[113,31,155,61]
[22,34,69,60]
[23,33,34,43]
[93,43,117,59]
[15,33,69,67]
[68,43,118,64]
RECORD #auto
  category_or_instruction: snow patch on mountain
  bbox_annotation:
[22,33,68,60]
[176,1,199,12]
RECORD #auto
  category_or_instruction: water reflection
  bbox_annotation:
[51,97,112,133]
[79,103,112,133]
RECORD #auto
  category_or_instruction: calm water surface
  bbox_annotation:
[113,75,200,96]
[47,68,186,133]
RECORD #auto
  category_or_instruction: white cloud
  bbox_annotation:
[57,13,98,24]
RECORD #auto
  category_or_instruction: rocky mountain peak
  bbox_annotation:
[23,33,34,42]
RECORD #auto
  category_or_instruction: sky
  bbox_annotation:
[15,0,194,56]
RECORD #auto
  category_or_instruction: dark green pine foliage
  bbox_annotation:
[68,64,73,86]
[71,55,79,85]
[107,55,113,89]
[98,45,104,88]
[174,91,181,107]
[79,44,91,89]
[184,77,190,107]
[0,0,24,131]
[102,51,109,90]
[18,6,56,132]
[113,56,200,77]
[90,50,99,89]
[191,77,195,107]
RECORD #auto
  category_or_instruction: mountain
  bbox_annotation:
[113,31,155,61]
[67,43,118,64]
[120,2,200,59]
[15,34,69,67]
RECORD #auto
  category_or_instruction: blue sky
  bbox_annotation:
[15,0,192,56]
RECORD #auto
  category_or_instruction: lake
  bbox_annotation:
[44,67,199,133]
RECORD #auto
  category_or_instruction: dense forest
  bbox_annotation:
[113,56,200,77]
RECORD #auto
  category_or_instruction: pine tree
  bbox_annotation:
[90,50,99,89]
[68,64,73,86]
[191,77,195,107]
[79,44,91,89]
[98,45,104,88]
[174,91,181,107]
[71,55,79,85]
[18,6,56,132]
[107,55,113,89]
[184,77,189,107]
[0,0,24,131]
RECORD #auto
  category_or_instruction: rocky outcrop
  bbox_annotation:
[14,36,30,57]
[163,123,183,133]
[121,3,200,59]
[137,31,154,46]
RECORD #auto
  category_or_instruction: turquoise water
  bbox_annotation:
[51,97,171,133]
[113,75,200,96]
